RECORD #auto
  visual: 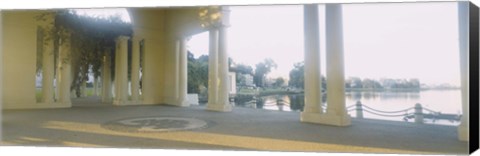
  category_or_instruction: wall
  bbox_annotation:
[1,11,44,109]
[229,72,236,94]
[1,7,208,108]
[130,7,207,105]
[165,7,207,38]
[163,7,208,105]
[129,8,168,105]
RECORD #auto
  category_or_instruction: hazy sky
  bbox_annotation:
[188,2,461,86]
[75,2,461,86]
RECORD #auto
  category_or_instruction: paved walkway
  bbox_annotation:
[1,97,469,154]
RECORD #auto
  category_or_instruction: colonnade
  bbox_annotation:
[206,6,233,112]
[103,35,144,105]
[39,32,143,106]
[456,1,469,141]
[301,4,351,126]
[39,30,72,107]
[33,3,470,141]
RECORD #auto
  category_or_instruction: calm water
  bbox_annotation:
[234,89,462,125]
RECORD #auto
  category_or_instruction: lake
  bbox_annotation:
[233,89,462,126]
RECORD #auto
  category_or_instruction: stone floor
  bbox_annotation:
[0,97,469,155]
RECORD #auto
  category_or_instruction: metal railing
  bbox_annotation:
[346,101,462,124]
[236,98,461,124]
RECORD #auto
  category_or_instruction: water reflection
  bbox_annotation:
[345,91,421,101]
[233,90,461,126]
[235,94,325,112]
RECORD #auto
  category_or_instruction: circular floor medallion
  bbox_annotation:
[103,117,208,133]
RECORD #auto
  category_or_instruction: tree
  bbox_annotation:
[37,10,132,95]
[187,52,209,94]
[254,58,277,87]
[235,64,253,75]
[234,64,253,87]
[273,77,285,88]
[347,77,363,88]
[288,62,326,91]
[408,78,421,89]
[288,62,304,89]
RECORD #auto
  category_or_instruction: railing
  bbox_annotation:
[346,101,462,124]
[236,98,461,124]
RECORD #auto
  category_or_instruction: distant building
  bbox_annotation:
[244,74,254,87]
[228,72,236,94]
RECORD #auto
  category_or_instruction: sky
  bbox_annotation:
[188,3,461,86]
[74,8,132,22]
[73,2,461,86]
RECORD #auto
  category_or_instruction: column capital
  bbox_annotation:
[116,36,130,42]
[131,35,143,42]
[212,6,231,29]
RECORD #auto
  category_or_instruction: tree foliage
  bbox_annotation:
[234,64,253,87]
[288,62,326,90]
[37,10,132,94]
[273,77,285,88]
[187,52,209,94]
[288,62,304,89]
[254,58,277,87]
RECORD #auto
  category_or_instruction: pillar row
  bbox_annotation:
[93,76,99,96]
[207,29,219,109]
[58,36,72,106]
[175,38,189,107]
[301,4,322,116]
[81,80,87,97]
[0,11,2,141]
[301,4,350,126]
[113,36,129,105]
[102,51,112,103]
[41,28,55,104]
[207,6,233,112]
[325,4,351,126]
[131,36,141,103]
[457,1,469,141]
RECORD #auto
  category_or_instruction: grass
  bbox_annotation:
[36,87,97,102]
[237,87,298,96]
[36,88,42,102]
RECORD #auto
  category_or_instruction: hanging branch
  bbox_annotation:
[37,10,133,93]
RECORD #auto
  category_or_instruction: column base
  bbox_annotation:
[301,112,351,126]
[102,98,112,103]
[206,103,232,112]
[162,98,190,107]
[2,102,71,109]
[113,100,126,106]
[176,98,190,107]
[457,123,469,141]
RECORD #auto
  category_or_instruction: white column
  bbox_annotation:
[96,76,101,96]
[207,6,232,112]
[301,4,323,117]
[54,56,60,101]
[217,25,232,111]
[41,28,55,104]
[131,36,141,102]
[173,40,180,102]
[113,36,129,105]
[139,40,145,100]
[325,4,351,126]
[177,38,189,107]
[93,76,98,96]
[301,4,351,126]
[81,80,87,97]
[102,52,112,103]
[457,1,469,141]
[0,11,3,140]
[58,36,72,107]
[207,29,219,109]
